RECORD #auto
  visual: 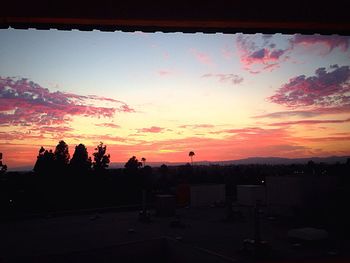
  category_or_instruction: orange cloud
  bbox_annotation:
[137,126,165,133]
[95,123,121,128]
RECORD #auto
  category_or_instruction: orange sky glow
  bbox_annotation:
[1,30,350,169]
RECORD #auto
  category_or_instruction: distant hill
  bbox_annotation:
[7,165,34,172]
[109,156,350,168]
[208,156,350,165]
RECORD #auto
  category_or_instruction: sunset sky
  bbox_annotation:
[1,29,350,169]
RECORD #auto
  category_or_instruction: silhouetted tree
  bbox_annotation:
[189,151,195,165]
[34,147,55,175]
[124,156,142,175]
[70,143,92,174]
[92,142,110,172]
[54,140,70,172]
[34,146,45,174]
[141,157,146,167]
[0,152,7,176]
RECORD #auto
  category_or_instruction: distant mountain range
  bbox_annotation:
[8,156,350,171]
[109,156,350,168]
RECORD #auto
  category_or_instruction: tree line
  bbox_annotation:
[33,141,111,176]
[33,140,154,177]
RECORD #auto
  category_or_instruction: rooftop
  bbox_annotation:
[1,206,349,262]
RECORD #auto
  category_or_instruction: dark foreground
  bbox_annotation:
[1,206,349,263]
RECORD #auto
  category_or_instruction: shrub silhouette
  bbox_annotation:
[124,156,142,175]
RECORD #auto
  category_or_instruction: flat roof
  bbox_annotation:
[1,1,350,34]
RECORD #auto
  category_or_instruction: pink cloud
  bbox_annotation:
[30,126,73,133]
[158,70,173,76]
[236,35,289,73]
[5,126,75,142]
[296,135,350,143]
[0,77,134,128]
[269,65,350,108]
[190,49,214,65]
[254,110,318,119]
[202,73,243,85]
[95,123,121,128]
[211,127,265,134]
[137,126,164,133]
[269,118,350,127]
[118,104,135,113]
[254,103,350,119]
[241,48,287,72]
[56,133,129,144]
[236,34,349,74]
[291,34,350,53]
[0,131,45,141]
[87,134,127,143]
[179,124,215,129]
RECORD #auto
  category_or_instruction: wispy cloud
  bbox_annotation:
[30,126,74,133]
[296,135,350,143]
[210,127,267,135]
[179,124,215,129]
[0,131,45,141]
[202,73,243,85]
[95,123,121,128]
[190,49,214,66]
[269,118,350,126]
[157,70,173,76]
[0,77,134,128]
[254,104,350,119]
[137,126,165,133]
[254,110,319,119]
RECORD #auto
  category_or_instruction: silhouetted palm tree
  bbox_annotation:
[189,151,195,165]
[141,157,146,167]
